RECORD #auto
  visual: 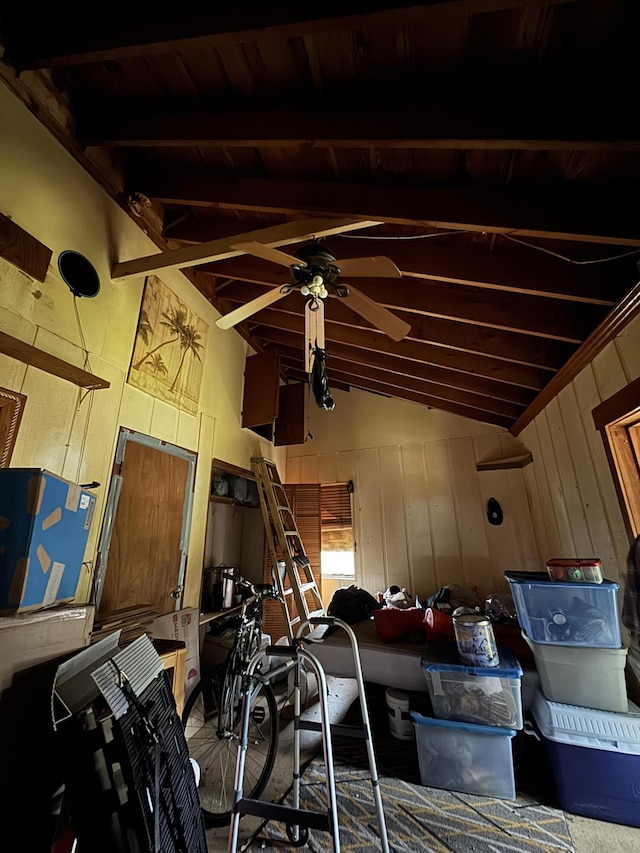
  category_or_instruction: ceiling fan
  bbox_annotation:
[215,239,411,411]
[215,240,411,343]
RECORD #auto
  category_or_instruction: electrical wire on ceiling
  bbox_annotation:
[337,230,471,240]
[338,228,640,265]
[500,233,640,265]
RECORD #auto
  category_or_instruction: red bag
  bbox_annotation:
[373,606,426,642]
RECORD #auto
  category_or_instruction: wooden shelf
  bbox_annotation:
[0,330,110,390]
[209,495,259,507]
[199,605,241,625]
[476,452,533,471]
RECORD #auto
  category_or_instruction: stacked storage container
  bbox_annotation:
[506,563,640,826]
[505,567,627,712]
[412,644,523,799]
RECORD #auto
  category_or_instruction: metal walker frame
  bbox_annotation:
[227,616,390,853]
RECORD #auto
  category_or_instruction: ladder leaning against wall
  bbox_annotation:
[252,456,325,641]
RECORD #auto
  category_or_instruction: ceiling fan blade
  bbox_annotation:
[216,287,290,329]
[336,256,401,278]
[230,241,302,268]
[340,284,411,341]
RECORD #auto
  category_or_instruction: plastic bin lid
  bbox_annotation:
[531,689,640,754]
[504,570,618,591]
[410,711,516,738]
[422,644,523,678]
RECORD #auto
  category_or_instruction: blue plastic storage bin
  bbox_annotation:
[422,645,524,728]
[505,571,621,648]
[411,712,517,799]
[532,690,640,827]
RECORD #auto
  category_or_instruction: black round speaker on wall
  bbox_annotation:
[58,250,100,298]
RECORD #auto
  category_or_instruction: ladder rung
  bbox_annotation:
[289,616,302,626]
[299,582,317,593]
[283,587,294,596]
[308,609,325,620]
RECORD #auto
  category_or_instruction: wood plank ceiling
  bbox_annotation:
[2,1,640,433]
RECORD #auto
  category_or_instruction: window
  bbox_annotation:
[320,482,355,579]
[593,376,640,540]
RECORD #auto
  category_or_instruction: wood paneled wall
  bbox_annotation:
[287,433,540,601]
[520,311,640,586]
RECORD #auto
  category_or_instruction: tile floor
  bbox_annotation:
[206,675,640,853]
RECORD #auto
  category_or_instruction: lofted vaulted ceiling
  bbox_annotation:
[1,1,640,433]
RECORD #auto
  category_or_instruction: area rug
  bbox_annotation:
[247,687,574,852]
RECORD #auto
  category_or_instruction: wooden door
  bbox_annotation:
[98,438,191,617]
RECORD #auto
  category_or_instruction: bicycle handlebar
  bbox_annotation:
[231,573,282,602]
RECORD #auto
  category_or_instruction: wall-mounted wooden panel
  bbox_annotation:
[0,212,52,282]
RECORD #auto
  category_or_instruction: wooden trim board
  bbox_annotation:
[0,212,52,282]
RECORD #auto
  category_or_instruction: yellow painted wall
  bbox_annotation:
[519,311,640,586]
[287,387,539,600]
[0,82,285,609]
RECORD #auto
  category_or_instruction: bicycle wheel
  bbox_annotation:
[182,663,279,826]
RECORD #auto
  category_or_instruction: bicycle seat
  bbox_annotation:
[254,583,277,595]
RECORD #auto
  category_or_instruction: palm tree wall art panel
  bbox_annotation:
[128,275,208,415]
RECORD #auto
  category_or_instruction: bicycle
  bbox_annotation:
[182,572,285,827]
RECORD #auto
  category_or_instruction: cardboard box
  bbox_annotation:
[151,608,200,700]
[0,604,95,695]
[0,469,96,613]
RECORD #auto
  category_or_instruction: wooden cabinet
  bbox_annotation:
[241,351,308,446]
[275,382,307,446]
[242,351,280,439]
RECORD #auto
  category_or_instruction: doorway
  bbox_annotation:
[94,428,197,617]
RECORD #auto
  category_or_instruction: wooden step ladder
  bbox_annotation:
[252,456,325,641]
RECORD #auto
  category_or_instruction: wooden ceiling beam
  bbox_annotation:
[280,353,525,419]
[313,366,515,428]
[272,340,536,405]
[209,270,606,342]
[220,283,572,369]
[281,363,514,427]
[78,102,640,152]
[143,174,640,246]
[174,218,631,304]
[325,237,629,305]
[248,315,548,389]
[7,1,572,69]
[111,217,381,281]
